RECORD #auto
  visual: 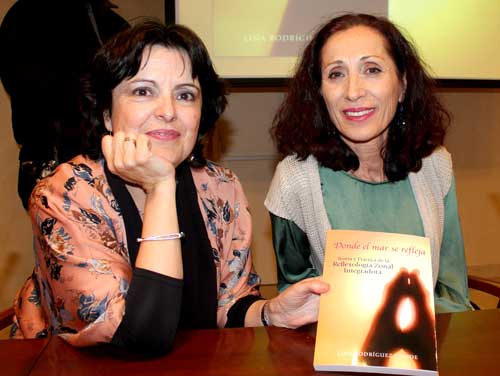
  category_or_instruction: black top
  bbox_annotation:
[105,163,261,355]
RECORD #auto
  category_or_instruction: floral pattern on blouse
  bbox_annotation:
[11,156,261,345]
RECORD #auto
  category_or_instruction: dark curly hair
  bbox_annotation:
[271,13,450,181]
[80,20,227,166]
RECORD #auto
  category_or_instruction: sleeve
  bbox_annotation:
[11,272,49,339]
[210,171,261,328]
[111,268,182,355]
[28,167,183,353]
[270,214,319,292]
[29,175,131,347]
[434,177,473,313]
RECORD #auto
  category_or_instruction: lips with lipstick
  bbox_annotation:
[146,129,180,141]
[343,107,375,121]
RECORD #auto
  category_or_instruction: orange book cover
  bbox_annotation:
[314,230,438,376]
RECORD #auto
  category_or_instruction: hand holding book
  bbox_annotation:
[314,230,438,375]
[266,277,330,328]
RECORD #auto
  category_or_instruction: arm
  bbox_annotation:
[205,166,328,329]
[246,193,328,328]
[270,214,319,291]
[244,277,329,328]
[434,177,473,313]
[28,155,184,354]
[28,161,135,346]
[102,132,182,278]
[202,168,261,328]
[102,133,184,353]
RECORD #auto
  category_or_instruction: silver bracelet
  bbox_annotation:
[137,232,185,243]
[261,301,270,326]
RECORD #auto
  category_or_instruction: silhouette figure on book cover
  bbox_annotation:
[359,268,437,370]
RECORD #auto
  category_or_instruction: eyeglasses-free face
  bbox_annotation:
[105,45,202,168]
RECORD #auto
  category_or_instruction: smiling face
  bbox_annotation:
[104,45,202,168]
[320,25,406,150]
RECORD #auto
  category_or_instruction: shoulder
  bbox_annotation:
[424,146,452,167]
[1,1,26,21]
[35,155,104,192]
[414,146,453,195]
[191,161,245,200]
[29,155,110,213]
[272,155,318,191]
[421,146,453,177]
[0,1,37,50]
[191,161,240,186]
[1,1,45,28]
[265,155,320,214]
[277,154,315,172]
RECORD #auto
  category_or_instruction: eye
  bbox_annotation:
[327,70,344,80]
[132,87,152,96]
[177,91,196,101]
[365,66,382,75]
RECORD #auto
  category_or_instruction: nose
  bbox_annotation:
[346,73,365,101]
[155,95,177,121]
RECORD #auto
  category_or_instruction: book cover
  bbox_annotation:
[314,230,438,376]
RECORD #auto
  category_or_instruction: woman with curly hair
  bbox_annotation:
[265,13,471,313]
[11,20,329,356]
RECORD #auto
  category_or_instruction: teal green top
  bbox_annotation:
[271,168,471,313]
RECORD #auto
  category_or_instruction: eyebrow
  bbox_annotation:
[126,79,200,91]
[360,55,384,61]
[128,78,155,85]
[177,83,201,92]
[324,55,385,66]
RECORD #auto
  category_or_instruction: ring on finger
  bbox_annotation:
[123,137,136,146]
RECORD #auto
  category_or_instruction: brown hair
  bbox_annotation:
[271,13,449,181]
[81,20,227,165]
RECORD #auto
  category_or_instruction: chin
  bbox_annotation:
[154,152,179,166]
[340,134,377,144]
[340,128,388,145]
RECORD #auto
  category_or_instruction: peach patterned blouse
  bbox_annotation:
[11,155,261,346]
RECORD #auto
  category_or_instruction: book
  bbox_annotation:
[314,230,438,376]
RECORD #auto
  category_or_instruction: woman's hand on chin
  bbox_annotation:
[102,132,176,194]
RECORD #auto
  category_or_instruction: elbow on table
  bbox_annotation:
[120,327,177,357]
[111,322,179,357]
[136,329,177,356]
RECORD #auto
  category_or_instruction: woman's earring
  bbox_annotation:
[326,123,337,137]
[103,110,113,135]
[396,103,406,129]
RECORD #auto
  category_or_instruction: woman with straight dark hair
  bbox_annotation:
[265,13,471,313]
[11,20,328,356]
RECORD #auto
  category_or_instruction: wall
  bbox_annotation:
[442,89,500,266]
[1,2,500,315]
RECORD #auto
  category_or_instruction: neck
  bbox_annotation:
[343,135,387,183]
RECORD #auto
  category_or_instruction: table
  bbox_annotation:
[2,309,499,376]
[1,338,49,376]
[468,264,500,285]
